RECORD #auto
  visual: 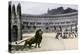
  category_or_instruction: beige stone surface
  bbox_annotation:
[12,33,78,52]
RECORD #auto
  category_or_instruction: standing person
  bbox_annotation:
[55,26,62,39]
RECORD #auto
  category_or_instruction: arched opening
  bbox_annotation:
[11,25,18,41]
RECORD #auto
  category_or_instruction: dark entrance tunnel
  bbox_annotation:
[11,25,18,42]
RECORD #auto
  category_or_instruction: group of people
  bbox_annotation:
[55,29,77,39]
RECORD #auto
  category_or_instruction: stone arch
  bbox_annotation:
[12,25,18,41]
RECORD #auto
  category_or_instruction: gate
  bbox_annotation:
[11,25,18,42]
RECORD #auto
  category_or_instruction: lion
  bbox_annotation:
[16,29,43,50]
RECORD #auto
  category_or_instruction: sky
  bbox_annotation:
[11,1,78,15]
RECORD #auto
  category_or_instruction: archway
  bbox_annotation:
[12,25,18,41]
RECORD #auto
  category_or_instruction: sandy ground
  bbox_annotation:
[11,33,78,53]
